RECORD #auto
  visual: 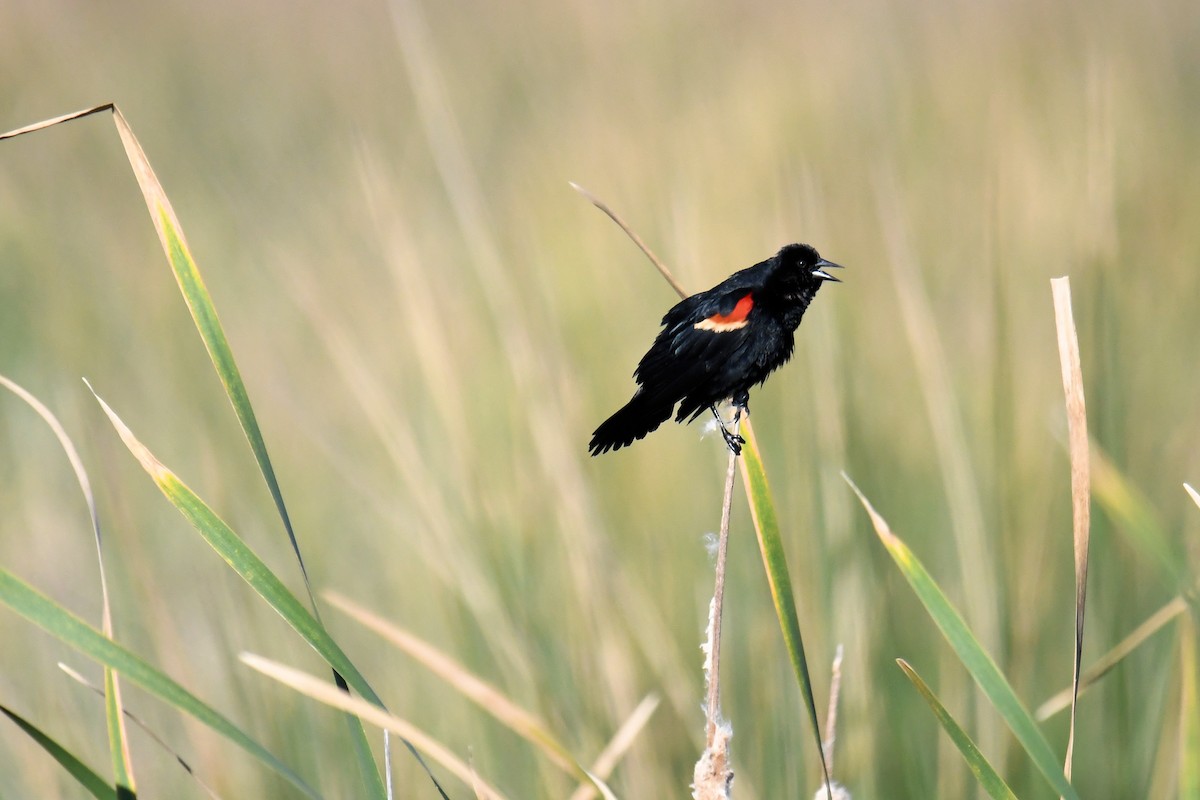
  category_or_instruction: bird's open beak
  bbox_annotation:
[811,258,844,282]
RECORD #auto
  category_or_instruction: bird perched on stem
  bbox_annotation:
[588,243,842,456]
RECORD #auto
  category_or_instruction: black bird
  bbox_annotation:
[589,243,842,456]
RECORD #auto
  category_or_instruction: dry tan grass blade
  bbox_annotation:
[1036,597,1187,720]
[567,694,661,800]
[0,104,114,141]
[569,182,688,300]
[1050,276,1091,784]
[324,591,625,798]
[240,653,510,800]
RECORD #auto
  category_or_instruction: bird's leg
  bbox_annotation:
[709,399,746,456]
[729,390,750,450]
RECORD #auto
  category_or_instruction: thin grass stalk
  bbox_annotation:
[58,663,224,800]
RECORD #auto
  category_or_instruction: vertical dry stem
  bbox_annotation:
[693,446,739,799]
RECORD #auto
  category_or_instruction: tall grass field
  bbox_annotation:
[1,0,1198,797]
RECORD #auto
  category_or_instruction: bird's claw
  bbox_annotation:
[720,427,745,456]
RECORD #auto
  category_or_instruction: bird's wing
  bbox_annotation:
[635,290,757,395]
[633,259,773,402]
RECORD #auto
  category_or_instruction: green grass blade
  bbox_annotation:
[897,659,1019,800]
[0,703,114,800]
[845,475,1079,800]
[88,385,377,702]
[105,667,136,800]
[107,111,305,586]
[737,420,832,791]
[0,374,135,795]
[107,107,388,800]
[155,211,304,582]
[0,569,320,799]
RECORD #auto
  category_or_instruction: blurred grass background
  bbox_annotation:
[1,0,1198,796]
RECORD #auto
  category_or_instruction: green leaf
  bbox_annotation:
[0,568,320,799]
[156,212,304,581]
[110,108,388,800]
[88,386,378,704]
[0,703,114,800]
[897,659,1018,800]
[737,420,832,790]
[845,475,1079,800]
[105,668,136,800]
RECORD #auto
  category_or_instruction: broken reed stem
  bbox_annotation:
[694,444,740,799]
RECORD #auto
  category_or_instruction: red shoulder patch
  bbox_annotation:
[694,293,753,332]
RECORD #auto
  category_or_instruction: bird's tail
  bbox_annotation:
[589,392,673,456]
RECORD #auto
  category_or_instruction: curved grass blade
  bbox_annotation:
[568,182,687,299]
[738,421,832,792]
[0,374,135,795]
[896,659,1018,800]
[89,384,370,694]
[0,703,113,800]
[844,475,1079,800]
[241,654,510,800]
[87,384,446,798]
[0,568,319,798]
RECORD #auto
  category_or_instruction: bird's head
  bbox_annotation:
[769,243,843,329]
[778,242,843,284]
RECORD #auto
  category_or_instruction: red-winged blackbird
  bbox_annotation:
[589,243,842,456]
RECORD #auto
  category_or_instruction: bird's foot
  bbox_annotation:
[720,426,745,456]
[710,402,746,456]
